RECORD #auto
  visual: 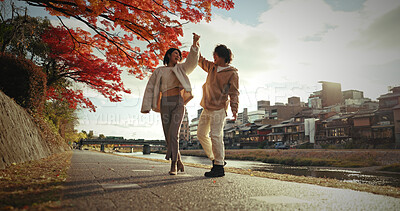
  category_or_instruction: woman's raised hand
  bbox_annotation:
[193,33,200,47]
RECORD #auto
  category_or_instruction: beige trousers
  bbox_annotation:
[197,108,226,165]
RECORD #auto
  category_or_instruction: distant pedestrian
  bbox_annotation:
[141,33,200,175]
[197,44,239,177]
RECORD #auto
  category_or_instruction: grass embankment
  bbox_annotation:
[379,163,400,172]
[180,149,400,170]
[0,151,72,210]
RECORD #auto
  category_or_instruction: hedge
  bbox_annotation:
[0,53,47,113]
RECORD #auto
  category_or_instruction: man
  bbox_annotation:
[197,44,239,177]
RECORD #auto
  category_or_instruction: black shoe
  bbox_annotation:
[205,164,225,177]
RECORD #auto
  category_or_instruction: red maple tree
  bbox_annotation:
[23,0,234,79]
[42,26,131,111]
[16,0,234,111]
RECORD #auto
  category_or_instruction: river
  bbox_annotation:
[116,152,400,187]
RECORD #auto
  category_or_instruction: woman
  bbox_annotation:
[141,33,200,175]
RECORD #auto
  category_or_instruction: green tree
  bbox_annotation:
[88,130,94,139]
[44,99,78,140]
[78,131,87,140]
[0,1,50,59]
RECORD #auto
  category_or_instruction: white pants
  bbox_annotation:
[197,108,226,165]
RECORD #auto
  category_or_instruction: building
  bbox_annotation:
[189,84,400,149]
[342,89,373,108]
[237,108,248,124]
[371,109,395,146]
[344,98,370,107]
[264,104,304,121]
[188,108,203,149]
[372,86,400,147]
[394,105,400,148]
[352,110,375,141]
[188,117,199,149]
[189,116,199,142]
[343,90,364,100]
[288,96,301,106]
[223,122,266,149]
[256,98,305,122]
[308,81,343,108]
[256,124,272,142]
[308,91,322,109]
[362,101,379,110]
[257,100,270,110]
[318,113,354,145]
[267,121,288,143]
[378,86,400,109]
[320,81,343,107]
[223,122,238,148]
[265,111,315,148]
[247,110,265,123]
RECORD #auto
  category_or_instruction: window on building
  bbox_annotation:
[338,128,345,136]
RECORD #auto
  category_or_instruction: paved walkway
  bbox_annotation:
[61,150,400,210]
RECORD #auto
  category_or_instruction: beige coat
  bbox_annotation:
[198,55,239,115]
[141,46,199,113]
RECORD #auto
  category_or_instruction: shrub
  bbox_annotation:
[0,53,46,113]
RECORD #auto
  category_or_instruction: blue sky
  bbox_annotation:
[12,0,400,140]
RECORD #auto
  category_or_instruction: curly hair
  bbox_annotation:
[214,44,233,64]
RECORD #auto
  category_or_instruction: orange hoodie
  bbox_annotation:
[198,55,239,115]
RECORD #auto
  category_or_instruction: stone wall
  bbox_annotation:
[0,91,70,169]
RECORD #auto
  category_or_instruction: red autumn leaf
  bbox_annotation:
[42,26,131,111]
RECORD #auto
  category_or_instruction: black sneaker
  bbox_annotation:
[205,164,225,177]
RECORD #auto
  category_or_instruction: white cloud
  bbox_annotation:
[351,5,400,50]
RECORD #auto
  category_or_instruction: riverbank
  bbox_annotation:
[116,152,400,199]
[180,149,400,170]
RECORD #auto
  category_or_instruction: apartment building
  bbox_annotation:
[187,108,203,149]
[288,96,301,106]
[264,104,304,121]
[248,110,265,123]
[308,81,343,108]
[257,100,270,110]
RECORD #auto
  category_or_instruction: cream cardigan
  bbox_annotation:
[141,46,199,113]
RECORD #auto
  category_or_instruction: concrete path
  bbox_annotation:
[61,150,400,210]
